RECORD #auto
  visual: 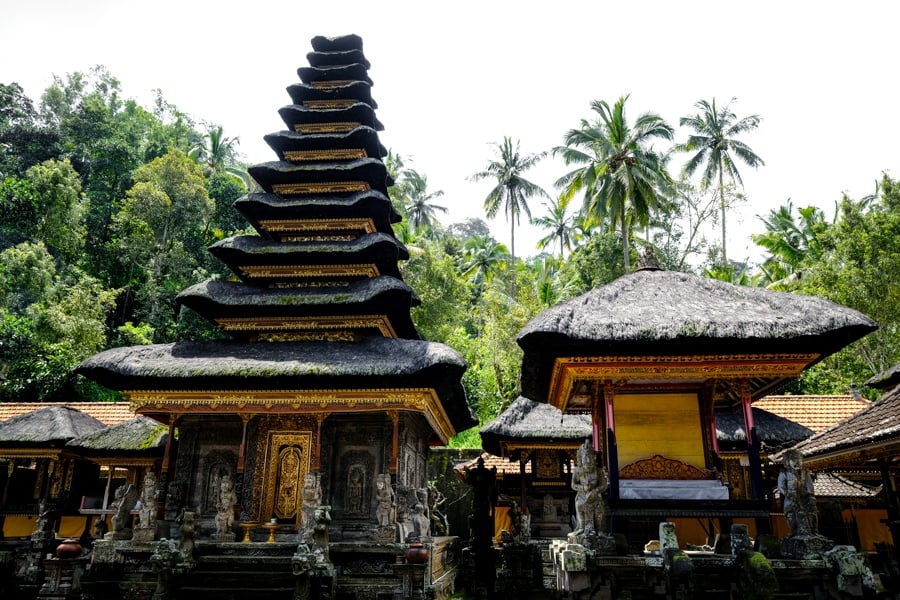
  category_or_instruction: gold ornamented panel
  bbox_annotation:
[272,181,371,196]
[262,432,311,522]
[214,316,397,338]
[548,354,819,411]
[239,264,379,280]
[257,218,376,236]
[302,99,357,109]
[258,331,358,342]
[126,388,457,444]
[310,80,353,89]
[294,122,360,134]
[283,149,367,162]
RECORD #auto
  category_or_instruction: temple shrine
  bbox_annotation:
[71,34,474,599]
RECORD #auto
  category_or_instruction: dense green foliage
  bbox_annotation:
[0,71,896,448]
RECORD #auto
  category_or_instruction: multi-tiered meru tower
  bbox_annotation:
[78,34,474,598]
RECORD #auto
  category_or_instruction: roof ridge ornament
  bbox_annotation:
[635,247,662,271]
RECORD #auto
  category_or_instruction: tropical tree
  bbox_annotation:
[555,95,674,272]
[532,194,578,257]
[470,136,547,264]
[677,97,764,265]
[401,169,447,235]
[752,200,828,288]
[460,235,509,287]
[189,124,248,185]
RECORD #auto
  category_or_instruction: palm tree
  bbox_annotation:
[460,235,509,286]
[555,95,674,272]
[532,195,578,257]
[677,98,764,265]
[752,200,827,288]
[190,125,249,187]
[470,137,548,264]
[401,169,447,235]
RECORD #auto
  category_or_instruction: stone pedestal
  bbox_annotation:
[38,558,88,599]
[780,534,833,560]
[133,527,156,543]
[393,564,426,599]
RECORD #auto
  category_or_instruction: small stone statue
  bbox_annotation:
[428,483,449,536]
[214,474,237,539]
[179,510,196,566]
[571,439,607,536]
[412,502,430,540]
[374,474,395,527]
[299,473,321,543]
[107,483,139,539]
[778,450,818,537]
[137,471,159,530]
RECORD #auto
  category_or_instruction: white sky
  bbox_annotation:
[2,1,898,265]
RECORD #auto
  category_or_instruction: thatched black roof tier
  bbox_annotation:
[278,103,383,132]
[518,270,878,403]
[66,416,167,455]
[177,277,421,340]
[865,363,900,391]
[234,191,401,237]
[715,407,813,450]
[298,64,373,86]
[0,406,105,447]
[208,232,407,284]
[286,81,377,109]
[306,49,370,70]
[248,158,389,197]
[480,396,591,456]
[310,34,363,53]
[264,127,387,162]
[76,337,476,435]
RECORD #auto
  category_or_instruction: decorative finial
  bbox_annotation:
[636,247,662,271]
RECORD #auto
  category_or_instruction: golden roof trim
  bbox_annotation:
[283,149,367,162]
[257,218,376,235]
[125,388,457,444]
[214,315,397,338]
[549,354,819,411]
[273,181,371,195]
[310,80,354,89]
[302,99,357,109]
[295,122,360,134]
[239,264,380,280]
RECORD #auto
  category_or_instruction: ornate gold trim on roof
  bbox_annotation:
[239,264,380,280]
[295,122,360,134]
[257,218,376,235]
[548,354,819,411]
[125,388,457,444]
[310,80,354,89]
[283,149,367,162]
[214,315,398,338]
[302,99,357,109]
[273,181,371,195]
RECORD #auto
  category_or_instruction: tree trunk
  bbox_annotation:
[621,208,630,272]
[719,168,727,266]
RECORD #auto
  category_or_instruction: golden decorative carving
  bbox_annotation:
[259,331,359,342]
[272,181,371,196]
[549,353,819,411]
[274,446,303,519]
[239,264,380,280]
[214,316,397,338]
[310,80,353,89]
[283,149,367,162]
[302,99,357,109]
[126,388,457,444]
[618,454,714,480]
[262,432,311,522]
[257,218,376,236]
[534,449,560,479]
[294,122,360,134]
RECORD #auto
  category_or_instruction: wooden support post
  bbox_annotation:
[237,414,252,474]
[312,414,326,472]
[389,411,400,474]
[602,381,619,502]
[519,452,528,511]
[161,414,180,476]
[739,380,765,504]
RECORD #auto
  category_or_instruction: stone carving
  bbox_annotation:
[347,466,365,514]
[571,440,607,536]
[501,500,529,544]
[31,500,54,544]
[778,449,833,558]
[428,483,449,536]
[412,502,430,541]
[299,473,321,544]
[106,484,139,540]
[149,539,181,600]
[179,510,196,567]
[214,474,237,541]
[165,479,185,522]
[137,471,159,531]
[374,474,395,527]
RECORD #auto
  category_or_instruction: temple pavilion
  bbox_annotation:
[75,34,474,600]
[515,257,878,547]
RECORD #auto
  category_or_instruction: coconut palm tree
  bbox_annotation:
[470,137,547,264]
[752,200,828,288]
[677,98,764,265]
[460,235,509,286]
[190,125,249,187]
[555,95,674,272]
[401,169,447,235]
[532,195,578,257]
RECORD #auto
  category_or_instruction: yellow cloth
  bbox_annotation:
[3,515,36,538]
[493,506,510,543]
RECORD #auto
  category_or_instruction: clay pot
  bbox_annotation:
[405,541,428,564]
[55,538,82,559]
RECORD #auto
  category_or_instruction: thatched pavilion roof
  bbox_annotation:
[0,406,105,447]
[518,269,877,404]
[66,416,167,454]
[866,363,900,391]
[76,337,475,433]
[480,396,592,456]
[715,407,813,450]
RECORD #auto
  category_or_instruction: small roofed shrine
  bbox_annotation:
[75,34,474,600]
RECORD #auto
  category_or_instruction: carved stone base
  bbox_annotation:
[566,531,617,556]
[374,525,398,544]
[133,528,156,543]
[214,532,236,543]
[780,534,833,559]
[103,529,133,541]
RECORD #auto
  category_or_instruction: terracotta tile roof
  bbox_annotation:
[811,472,880,498]
[753,395,869,433]
[454,452,533,479]
[787,384,900,463]
[0,402,135,427]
